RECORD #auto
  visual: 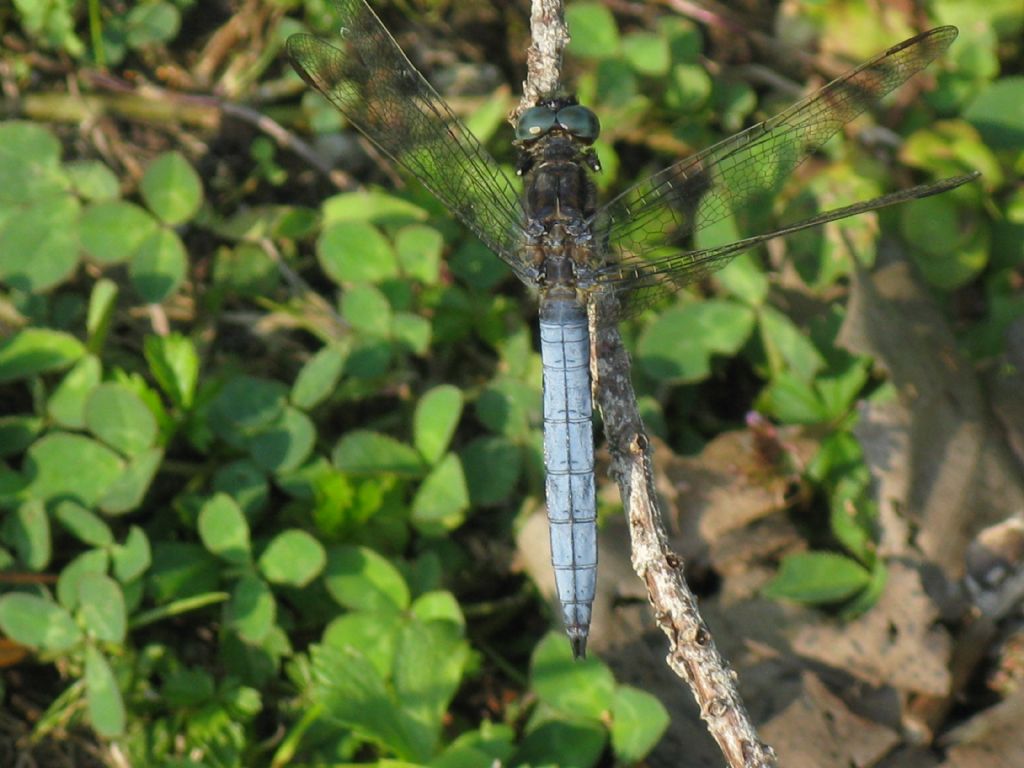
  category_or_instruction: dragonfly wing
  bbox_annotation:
[588,26,961,313]
[597,173,979,315]
[287,0,529,281]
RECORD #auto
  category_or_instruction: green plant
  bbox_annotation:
[0,0,1021,764]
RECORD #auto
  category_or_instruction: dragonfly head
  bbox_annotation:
[515,99,601,145]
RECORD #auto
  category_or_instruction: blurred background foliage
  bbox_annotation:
[0,0,1021,765]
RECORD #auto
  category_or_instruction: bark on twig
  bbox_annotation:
[590,296,777,768]
[519,0,569,113]
[521,1,777,765]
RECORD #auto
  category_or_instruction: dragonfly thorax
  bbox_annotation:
[522,133,600,295]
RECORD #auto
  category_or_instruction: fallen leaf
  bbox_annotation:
[762,671,900,768]
[838,258,1024,574]
[793,560,951,696]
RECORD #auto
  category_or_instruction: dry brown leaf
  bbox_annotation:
[662,426,817,542]
[985,317,1024,469]
[853,398,914,557]
[761,671,900,767]
[940,687,1024,767]
[793,561,952,696]
[838,258,1024,574]
[876,746,942,768]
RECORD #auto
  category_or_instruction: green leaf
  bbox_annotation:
[610,685,669,762]
[758,306,826,382]
[258,529,326,587]
[0,193,80,291]
[964,76,1024,150]
[216,203,319,240]
[139,151,202,225]
[475,378,535,438]
[411,454,469,536]
[903,195,988,290]
[0,415,43,458]
[323,611,402,678]
[763,551,872,604]
[622,32,670,75]
[80,201,158,264]
[84,645,126,737]
[57,549,110,610]
[829,484,875,567]
[209,375,288,440]
[23,432,123,507]
[461,436,521,506]
[247,406,316,473]
[395,225,443,284]
[77,573,127,643]
[148,542,220,602]
[291,344,346,410]
[111,525,151,583]
[515,719,607,768]
[342,283,393,336]
[841,559,888,617]
[97,447,163,515]
[815,359,870,421]
[0,121,69,204]
[85,382,158,456]
[198,493,251,565]
[87,279,119,352]
[413,385,463,464]
[392,619,470,756]
[321,190,428,226]
[759,372,829,425]
[161,667,215,707]
[311,643,430,762]
[0,328,85,383]
[130,227,188,302]
[638,301,755,383]
[323,545,410,613]
[318,220,398,284]
[226,575,276,643]
[0,593,82,651]
[566,2,620,59]
[125,1,181,46]
[433,726,516,768]
[5,499,51,570]
[530,631,615,718]
[333,431,425,477]
[53,500,113,547]
[666,62,712,112]
[213,241,279,297]
[449,240,508,290]
[212,460,269,518]
[391,312,431,355]
[410,591,465,628]
[0,467,28,508]
[716,252,768,306]
[66,160,119,201]
[144,333,199,409]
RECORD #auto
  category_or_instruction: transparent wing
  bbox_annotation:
[287,0,530,281]
[589,26,962,312]
[605,172,978,312]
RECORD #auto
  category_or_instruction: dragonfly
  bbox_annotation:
[287,0,979,658]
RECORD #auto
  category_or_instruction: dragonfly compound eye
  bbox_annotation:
[556,105,600,142]
[516,106,558,141]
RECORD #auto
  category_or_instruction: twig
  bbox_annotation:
[519,0,569,113]
[521,1,777,765]
[590,297,777,768]
[17,69,355,190]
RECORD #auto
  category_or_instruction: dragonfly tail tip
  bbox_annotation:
[569,632,588,660]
